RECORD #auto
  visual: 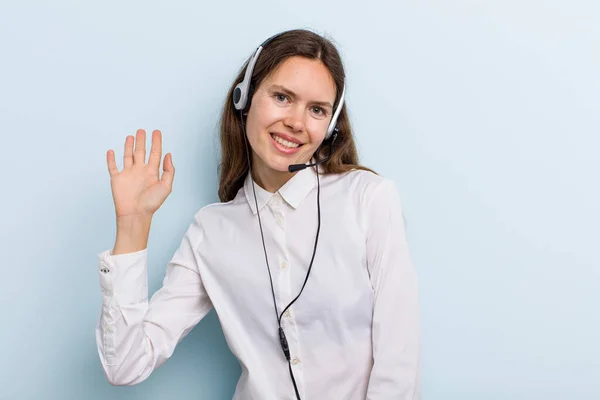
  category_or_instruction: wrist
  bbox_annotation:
[113,215,152,255]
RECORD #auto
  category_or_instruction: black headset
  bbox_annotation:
[234,30,346,400]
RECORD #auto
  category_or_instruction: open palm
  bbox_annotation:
[106,129,175,219]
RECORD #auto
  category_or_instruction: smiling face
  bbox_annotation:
[244,56,337,191]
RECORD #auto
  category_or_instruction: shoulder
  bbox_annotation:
[327,169,404,231]
[192,195,243,222]
[324,168,397,205]
[179,198,241,249]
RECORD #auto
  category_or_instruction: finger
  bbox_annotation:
[106,149,119,177]
[123,135,134,169]
[160,153,175,190]
[133,129,146,165]
[148,130,162,172]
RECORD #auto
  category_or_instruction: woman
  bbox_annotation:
[97,29,421,400]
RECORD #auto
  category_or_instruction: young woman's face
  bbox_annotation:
[245,56,337,178]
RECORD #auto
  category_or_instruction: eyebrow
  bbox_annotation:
[269,84,334,110]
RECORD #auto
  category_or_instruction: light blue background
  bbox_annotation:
[0,0,598,399]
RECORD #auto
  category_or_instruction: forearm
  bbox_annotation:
[97,248,156,385]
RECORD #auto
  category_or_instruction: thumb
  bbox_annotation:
[160,153,175,190]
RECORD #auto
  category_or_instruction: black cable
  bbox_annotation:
[240,111,325,400]
[241,115,280,329]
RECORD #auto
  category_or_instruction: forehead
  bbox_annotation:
[262,56,337,101]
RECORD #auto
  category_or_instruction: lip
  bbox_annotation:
[270,133,302,155]
[270,132,303,145]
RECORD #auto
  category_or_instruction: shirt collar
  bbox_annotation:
[243,165,318,215]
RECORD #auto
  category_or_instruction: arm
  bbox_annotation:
[96,215,213,385]
[365,179,421,399]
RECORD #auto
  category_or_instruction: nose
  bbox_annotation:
[283,105,305,132]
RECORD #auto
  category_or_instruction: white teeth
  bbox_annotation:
[272,134,300,148]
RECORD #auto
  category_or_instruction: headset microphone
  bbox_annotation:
[288,159,325,173]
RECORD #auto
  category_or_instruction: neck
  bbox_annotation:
[252,164,295,193]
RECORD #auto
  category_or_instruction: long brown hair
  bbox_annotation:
[218,29,375,202]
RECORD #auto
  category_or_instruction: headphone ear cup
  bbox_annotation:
[233,82,246,111]
[325,121,339,140]
[331,129,339,143]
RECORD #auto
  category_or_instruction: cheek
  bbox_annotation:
[253,98,282,129]
[245,103,273,143]
[306,120,329,143]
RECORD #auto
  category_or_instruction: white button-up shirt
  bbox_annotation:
[96,167,421,399]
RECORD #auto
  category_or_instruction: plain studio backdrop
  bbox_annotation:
[0,0,598,399]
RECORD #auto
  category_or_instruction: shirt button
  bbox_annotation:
[280,260,288,270]
[291,358,301,365]
[283,309,291,318]
[276,216,284,227]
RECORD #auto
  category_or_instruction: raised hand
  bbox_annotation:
[106,129,175,219]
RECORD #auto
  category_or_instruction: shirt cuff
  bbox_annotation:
[98,248,148,304]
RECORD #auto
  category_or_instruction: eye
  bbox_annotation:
[311,106,327,116]
[273,92,289,103]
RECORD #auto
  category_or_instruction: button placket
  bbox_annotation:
[280,261,301,368]
[274,212,284,229]
[272,197,292,341]
[284,308,300,350]
[284,291,303,375]
[276,254,290,298]
[269,194,285,230]
[290,347,304,372]
[270,194,303,389]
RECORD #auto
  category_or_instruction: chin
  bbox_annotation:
[267,158,295,173]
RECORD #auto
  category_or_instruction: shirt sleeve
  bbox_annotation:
[365,179,421,399]
[95,214,214,386]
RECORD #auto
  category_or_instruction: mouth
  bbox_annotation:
[270,133,303,153]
